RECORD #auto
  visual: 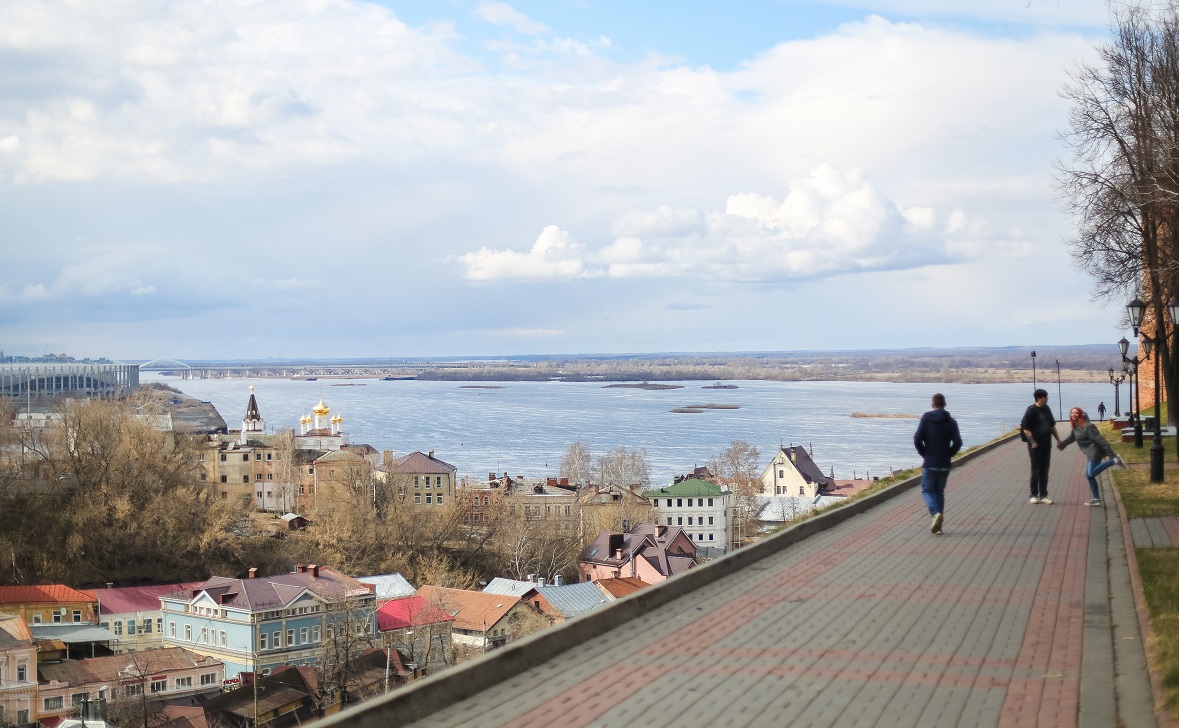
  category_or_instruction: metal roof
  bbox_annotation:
[357,574,416,601]
[30,623,118,643]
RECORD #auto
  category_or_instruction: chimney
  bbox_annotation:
[554,575,564,586]
[105,582,113,590]
[537,577,546,587]
[309,564,319,577]
[428,450,434,459]
[248,567,258,579]
[295,564,306,573]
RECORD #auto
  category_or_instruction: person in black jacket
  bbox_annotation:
[914,393,963,535]
[1020,388,1062,504]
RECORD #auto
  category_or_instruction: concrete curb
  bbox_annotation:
[320,432,1020,728]
[1110,468,1176,728]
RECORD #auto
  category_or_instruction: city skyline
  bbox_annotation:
[0,0,1130,360]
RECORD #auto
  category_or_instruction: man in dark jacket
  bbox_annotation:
[914,392,963,534]
[1020,388,1062,504]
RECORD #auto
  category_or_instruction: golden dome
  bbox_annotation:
[331,414,343,424]
[300,414,312,424]
[312,398,330,416]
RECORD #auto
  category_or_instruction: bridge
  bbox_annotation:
[322,436,1162,728]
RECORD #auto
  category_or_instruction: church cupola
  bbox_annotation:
[241,385,265,445]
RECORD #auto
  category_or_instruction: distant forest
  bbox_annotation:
[408,346,1122,384]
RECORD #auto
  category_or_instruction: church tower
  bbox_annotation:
[241,385,265,445]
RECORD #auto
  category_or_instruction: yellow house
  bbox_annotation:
[758,446,835,498]
[0,585,99,626]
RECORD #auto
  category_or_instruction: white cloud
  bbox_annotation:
[474,2,549,35]
[459,225,593,281]
[460,164,981,282]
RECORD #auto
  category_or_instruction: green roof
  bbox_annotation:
[642,478,725,498]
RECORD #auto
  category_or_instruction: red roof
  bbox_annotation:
[0,585,96,605]
[377,596,455,632]
[92,583,204,615]
[594,577,651,598]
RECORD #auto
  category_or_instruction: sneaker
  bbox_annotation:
[1029,497,1041,504]
[1084,499,1102,506]
[1040,497,1054,505]
[931,513,943,534]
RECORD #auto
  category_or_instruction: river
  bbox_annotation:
[145,373,1116,484]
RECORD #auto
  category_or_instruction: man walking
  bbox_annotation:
[1097,402,1107,421]
[914,393,963,535]
[1021,388,1063,504]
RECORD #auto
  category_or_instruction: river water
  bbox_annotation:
[146,374,1114,484]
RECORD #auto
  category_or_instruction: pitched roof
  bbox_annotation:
[376,596,455,632]
[415,586,519,632]
[593,577,651,599]
[580,524,697,579]
[357,574,416,601]
[154,705,208,728]
[379,451,456,475]
[0,614,33,646]
[172,567,371,612]
[643,477,725,498]
[481,579,609,620]
[38,647,219,686]
[0,584,97,605]
[773,446,835,488]
[92,582,204,615]
[244,393,262,421]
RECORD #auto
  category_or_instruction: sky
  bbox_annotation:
[0,0,1134,361]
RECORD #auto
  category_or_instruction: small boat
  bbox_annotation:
[702,381,738,389]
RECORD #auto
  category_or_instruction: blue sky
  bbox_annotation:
[0,0,1126,360]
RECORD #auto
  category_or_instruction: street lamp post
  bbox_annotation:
[1168,298,1179,466]
[1120,336,1148,449]
[1150,335,1165,483]
[1108,367,1125,417]
[1031,350,1037,390]
[1127,298,1150,450]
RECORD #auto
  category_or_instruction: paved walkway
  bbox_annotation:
[332,439,1161,728]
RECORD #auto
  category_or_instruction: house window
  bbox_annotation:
[299,485,305,495]
[184,625,192,640]
[300,627,308,643]
[71,692,90,707]
[220,454,227,462]
[414,494,421,504]
[438,495,444,505]
[16,664,26,682]
[273,631,282,648]
[287,629,295,646]
[677,499,682,507]
[114,621,123,636]
[32,614,41,624]
[414,476,420,487]
[308,467,314,474]
[425,495,432,504]
[175,677,193,689]
[779,469,785,478]
[201,673,218,685]
[44,696,64,711]
[199,453,205,461]
[220,631,227,646]
[677,517,682,525]
[53,612,62,623]
[267,453,272,461]
[242,475,249,483]
[200,472,207,481]
[708,516,714,525]
[800,486,805,495]
[126,684,143,697]
[16,711,29,725]
[200,628,208,644]
[260,633,268,650]
[150,679,166,693]
[709,534,715,540]
[242,454,249,462]
[169,622,176,637]
[255,453,262,461]
[708,498,713,506]
[688,517,694,525]
[267,473,273,480]
[144,619,153,634]
[312,626,321,642]
[220,475,228,483]
[667,517,672,525]
[256,473,263,481]
[128,619,136,634]
[699,534,705,541]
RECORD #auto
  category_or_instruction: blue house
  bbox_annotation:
[160,565,377,679]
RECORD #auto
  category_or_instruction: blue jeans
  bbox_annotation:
[1085,459,1116,500]
[921,468,949,516]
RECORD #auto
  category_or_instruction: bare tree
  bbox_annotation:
[559,442,592,487]
[1057,1,1179,422]
[709,440,761,524]
[596,446,650,488]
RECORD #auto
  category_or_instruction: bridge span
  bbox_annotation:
[323,437,1160,728]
